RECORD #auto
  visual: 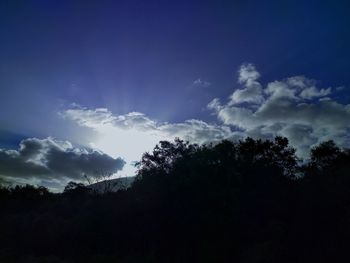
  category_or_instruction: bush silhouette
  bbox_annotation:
[0,137,349,262]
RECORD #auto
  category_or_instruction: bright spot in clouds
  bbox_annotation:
[89,123,163,176]
[62,107,232,176]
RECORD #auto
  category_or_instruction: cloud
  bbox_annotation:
[63,60,349,164]
[0,137,125,190]
[238,63,261,84]
[61,105,233,169]
[3,63,348,189]
[207,98,222,111]
[229,63,264,105]
[63,108,157,131]
[62,106,233,145]
[193,78,211,88]
[209,63,350,157]
[159,119,232,144]
[299,86,332,99]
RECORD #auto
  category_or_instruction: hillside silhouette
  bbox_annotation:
[1,137,350,263]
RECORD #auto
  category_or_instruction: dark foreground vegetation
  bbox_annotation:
[1,137,350,263]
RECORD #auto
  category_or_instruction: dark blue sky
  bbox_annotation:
[0,0,350,188]
[1,0,349,123]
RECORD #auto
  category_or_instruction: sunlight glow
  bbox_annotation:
[90,124,164,177]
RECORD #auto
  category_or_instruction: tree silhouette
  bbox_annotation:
[63,181,89,194]
[0,137,350,263]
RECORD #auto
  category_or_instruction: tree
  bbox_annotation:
[135,138,199,177]
[310,140,341,168]
[63,181,88,194]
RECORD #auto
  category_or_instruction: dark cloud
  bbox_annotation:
[0,137,125,189]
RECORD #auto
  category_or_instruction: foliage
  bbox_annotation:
[0,137,349,262]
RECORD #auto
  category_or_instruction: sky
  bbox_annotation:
[0,0,350,190]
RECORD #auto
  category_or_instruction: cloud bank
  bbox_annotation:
[61,63,349,164]
[0,137,125,190]
[209,63,350,156]
[62,107,233,169]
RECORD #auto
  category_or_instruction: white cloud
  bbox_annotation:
[62,105,233,176]
[265,81,298,100]
[63,62,349,165]
[209,63,350,157]
[238,63,260,84]
[159,119,232,144]
[207,98,222,111]
[299,86,332,99]
[193,78,211,88]
[229,63,264,105]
